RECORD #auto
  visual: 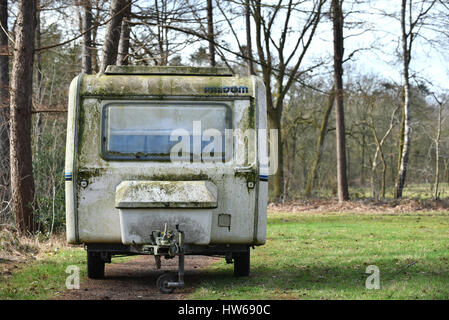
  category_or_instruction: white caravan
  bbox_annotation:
[65,66,268,292]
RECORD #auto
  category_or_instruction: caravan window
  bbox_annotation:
[102,101,231,161]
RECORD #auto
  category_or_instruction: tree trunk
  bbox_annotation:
[35,0,43,157]
[100,0,127,73]
[154,0,165,66]
[268,109,284,200]
[117,0,131,66]
[0,0,10,211]
[381,156,387,199]
[35,0,42,104]
[434,98,442,199]
[444,159,449,185]
[332,0,349,202]
[394,87,411,199]
[245,0,254,75]
[10,0,36,234]
[394,0,411,199]
[283,135,290,201]
[305,90,334,197]
[370,148,379,199]
[0,0,7,102]
[81,0,93,74]
[360,125,366,186]
[370,127,388,199]
[90,0,101,73]
[291,129,297,188]
[206,0,216,67]
[91,2,100,73]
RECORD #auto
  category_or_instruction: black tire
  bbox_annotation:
[87,251,105,279]
[157,272,176,294]
[233,248,250,277]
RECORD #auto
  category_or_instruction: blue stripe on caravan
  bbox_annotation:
[65,172,73,181]
[259,175,268,182]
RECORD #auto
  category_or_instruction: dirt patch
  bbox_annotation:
[0,257,25,280]
[0,227,52,279]
[52,255,220,300]
[268,198,449,214]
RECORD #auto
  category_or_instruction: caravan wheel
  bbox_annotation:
[233,249,250,277]
[87,251,105,279]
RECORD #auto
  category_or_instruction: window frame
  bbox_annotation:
[100,100,233,161]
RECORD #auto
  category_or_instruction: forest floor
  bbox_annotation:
[268,198,449,214]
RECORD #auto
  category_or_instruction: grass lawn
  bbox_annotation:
[189,211,449,300]
[0,246,136,300]
[0,247,87,300]
[2,210,449,300]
